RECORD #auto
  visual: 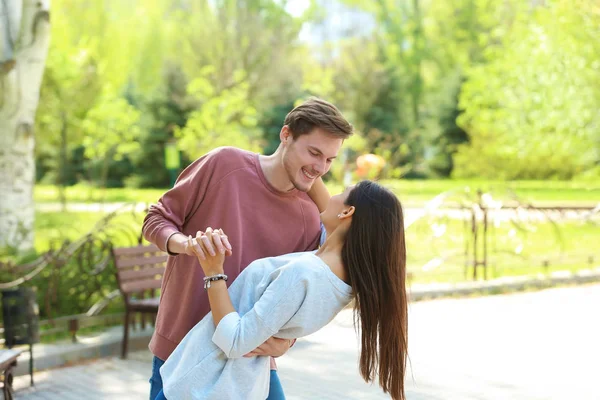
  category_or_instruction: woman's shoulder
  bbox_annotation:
[246,251,314,277]
[265,251,316,265]
[252,251,321,277]
[282,252,328,275]
[289,252,352,295]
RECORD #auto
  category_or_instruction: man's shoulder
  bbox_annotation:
[293,190,320,211]
[208,146,255,163]
[196,147,257,177]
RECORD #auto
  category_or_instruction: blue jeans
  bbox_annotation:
[150,356,286,400]
[268,369,286,400]
[149,356,165,400]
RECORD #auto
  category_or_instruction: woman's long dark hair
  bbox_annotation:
[342,181,408,400]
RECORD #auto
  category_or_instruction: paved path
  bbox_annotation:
[14,284,600,399]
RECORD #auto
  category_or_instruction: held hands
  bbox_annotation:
[186,227,232,275]
[188,229,293,358]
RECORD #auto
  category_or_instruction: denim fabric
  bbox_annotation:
[266,369,286,400]
[154,389,167,400]
[149,356,165,400]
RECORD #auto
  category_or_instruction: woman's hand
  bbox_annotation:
[187,227,232,276]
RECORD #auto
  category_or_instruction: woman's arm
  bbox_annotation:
[190,230,304,358]
[307,177,331,213]
[188,229,234,326]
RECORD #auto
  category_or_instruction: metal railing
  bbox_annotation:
[405,187,599,283]
[0,203,146,340]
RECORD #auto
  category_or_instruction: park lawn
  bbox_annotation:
[34,211,143,252]
[35,180,600,207]
[380,179,600,206]
[33,210,598,285]
[34,184,166,204]
[406,216,597,283]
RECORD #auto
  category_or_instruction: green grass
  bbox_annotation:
[32,209,599,285]
[405,217,598,283]
[35,184,166,204]
[34,211,143,253]
[35,179,600,207]
[379,179,600,206]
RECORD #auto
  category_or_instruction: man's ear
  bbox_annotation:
[280,125,292,144]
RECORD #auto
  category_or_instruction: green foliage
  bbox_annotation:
[259,100,296,155]
[81,92,141,187]
[36,0,150,189]
[455,0,600,179]
[33,0,600,188]
[35,25,103,187]
[172,0,305,108]
[426,72,469,177]
[176,69,262,158]
[129,65,194,188]
[37,212,141,318]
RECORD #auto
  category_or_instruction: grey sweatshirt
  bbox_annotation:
[160,251,352,400]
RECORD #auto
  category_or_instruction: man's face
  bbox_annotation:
[281,127,343,192]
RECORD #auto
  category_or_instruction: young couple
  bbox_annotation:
[143,98,408,400]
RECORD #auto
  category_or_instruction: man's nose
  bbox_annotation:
[314,159,327,175]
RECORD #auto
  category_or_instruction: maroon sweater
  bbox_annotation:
[142,147,321,361]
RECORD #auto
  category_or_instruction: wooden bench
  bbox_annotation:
[0,349,21,400]
[113,244,167,358]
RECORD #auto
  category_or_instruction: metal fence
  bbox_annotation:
[0,204,145,341]
[405,188,599,284]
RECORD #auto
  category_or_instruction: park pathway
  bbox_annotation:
[14,284,599,399]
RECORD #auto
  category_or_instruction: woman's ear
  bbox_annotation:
[339,206,355,219]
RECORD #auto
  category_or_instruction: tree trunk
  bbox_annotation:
[59,111,67,212]
[0,0,51,252]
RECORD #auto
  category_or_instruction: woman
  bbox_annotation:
[156,181,408,400]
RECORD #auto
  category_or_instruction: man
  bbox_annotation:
[143,97,353,400]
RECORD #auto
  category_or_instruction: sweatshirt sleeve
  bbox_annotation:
[212,267,307,358]
[142,150,219,253]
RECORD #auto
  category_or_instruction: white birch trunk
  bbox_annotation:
[0,0,51,252]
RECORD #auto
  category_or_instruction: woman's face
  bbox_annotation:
[320,185,355,234]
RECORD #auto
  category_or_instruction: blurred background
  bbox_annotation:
[1,0,599,399]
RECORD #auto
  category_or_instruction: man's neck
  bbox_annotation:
[259,151,295,192]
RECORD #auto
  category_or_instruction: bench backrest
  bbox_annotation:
[113,244,167,296]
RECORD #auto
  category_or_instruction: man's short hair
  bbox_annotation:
[284,98,353,140]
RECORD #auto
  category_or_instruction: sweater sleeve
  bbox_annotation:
[212,267,307,358]
[142,150,220,253]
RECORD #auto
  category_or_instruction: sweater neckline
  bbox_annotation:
[253,154,299,197]
[307,252,353,296]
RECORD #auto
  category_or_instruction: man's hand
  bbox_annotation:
[167,230,232,258]
[244,337,294,358]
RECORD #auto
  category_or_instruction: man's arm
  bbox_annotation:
[307,177,331,213]
[142,153,217,255]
